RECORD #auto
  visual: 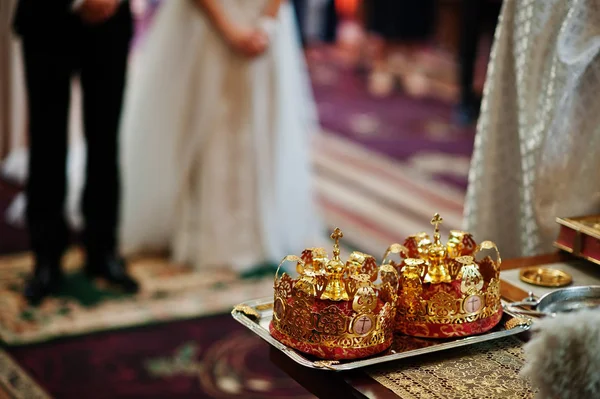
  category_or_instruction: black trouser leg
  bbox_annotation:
[22,40,73,265]
[79,11,131,258]
[291,0,307,46]
[459,0,482,106]
[322,0,338,43]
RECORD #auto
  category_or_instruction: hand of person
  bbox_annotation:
[245,29,270,56]
[224,24,269,58]
[77,0,120,25]
[257,16,277,43]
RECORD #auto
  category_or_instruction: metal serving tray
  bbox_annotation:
[231,297,532,371]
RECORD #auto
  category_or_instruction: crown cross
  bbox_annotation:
[331,228,343,260]
[430,213,443,233]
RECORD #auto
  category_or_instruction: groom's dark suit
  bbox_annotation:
[14,0,137,302]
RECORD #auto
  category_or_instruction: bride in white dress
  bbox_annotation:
[118,0,322,271]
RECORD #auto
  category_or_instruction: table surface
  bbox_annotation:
[271,252,575,399]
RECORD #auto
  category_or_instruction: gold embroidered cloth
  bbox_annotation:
[368,337,537,399]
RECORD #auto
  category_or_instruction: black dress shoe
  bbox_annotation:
[85,253,139,293]
[24,261,63,305]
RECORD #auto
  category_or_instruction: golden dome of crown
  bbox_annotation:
[382,213,503,338]
[269,228,399,360]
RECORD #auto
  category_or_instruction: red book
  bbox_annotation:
[555,216,600,266]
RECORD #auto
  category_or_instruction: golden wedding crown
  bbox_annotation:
[269,228,400,360]
[382,213,503,338]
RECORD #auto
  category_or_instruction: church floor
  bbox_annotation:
[4,314,314,399]
[0,41,476,398]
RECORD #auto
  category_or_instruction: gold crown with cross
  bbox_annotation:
[269,228,400,360]
[380,213,503,338]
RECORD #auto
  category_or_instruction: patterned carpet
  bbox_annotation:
[2,315,313,399]
[0,248,277,345]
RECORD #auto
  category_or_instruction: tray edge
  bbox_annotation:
[231,298,532,371]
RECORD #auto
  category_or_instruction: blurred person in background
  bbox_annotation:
[118,0,322,273]
[291,0,307,46]
[321,0,338,44]
[365,0,436,97]
[455,0,501,125]
[13,0,139,303]
[292,0,337,46]
[464,0,600,258]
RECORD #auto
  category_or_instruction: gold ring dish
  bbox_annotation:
[519,267,573,288]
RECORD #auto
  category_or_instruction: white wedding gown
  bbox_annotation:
[119,0,322,271]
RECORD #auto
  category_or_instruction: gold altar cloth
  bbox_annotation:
[369,336,536,399]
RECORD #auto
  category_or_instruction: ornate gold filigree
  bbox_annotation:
[428,291,457,318]
[385,213,503,330]
[275,273,293,300]
[456,256,484,294]
[351,274,378,313]
[313,360,340,370]
[232,304,259,320]
[485,278,501,308]
[505,317,532,330]
[255,303,273,311]
[271,228,399,352]
[315,305,347,335]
